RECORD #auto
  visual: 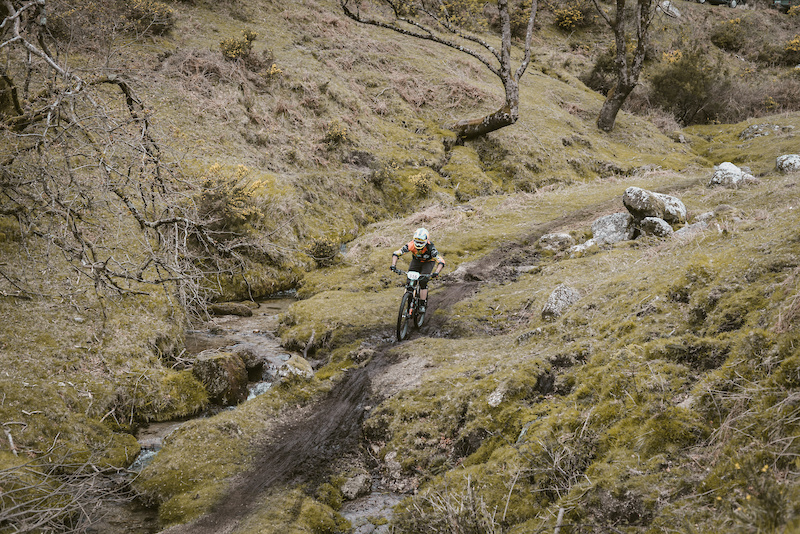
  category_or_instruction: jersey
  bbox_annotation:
[393,240,445,265]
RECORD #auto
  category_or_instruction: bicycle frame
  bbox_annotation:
[394,269,430,341]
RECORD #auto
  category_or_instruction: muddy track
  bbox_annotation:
[162,366,372,534]
[159,184,699,532]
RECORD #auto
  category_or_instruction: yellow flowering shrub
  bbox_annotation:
[220,30,258,61]
[785,35,800,65]
[710,17,746,52]
[323,121,350,147]
[554,5,584,31]
[409,171,433,197]
[197,163,267,235]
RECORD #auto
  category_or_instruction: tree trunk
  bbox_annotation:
[451,103,516,139]
[340,0,535,140]
[597,84,633,132]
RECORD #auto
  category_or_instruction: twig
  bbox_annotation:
[554,507,565,534]
[3,425,18,455]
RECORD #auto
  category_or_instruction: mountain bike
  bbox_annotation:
[393,268,431,341]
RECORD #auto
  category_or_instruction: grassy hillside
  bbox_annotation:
[2,0,800,532]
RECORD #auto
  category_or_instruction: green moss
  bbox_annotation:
[278,289,398,353]
[159,483,226,527]
[236,488,350,534]
[315,481,344,511]
[97,432,141,468]
[645,334,732,370]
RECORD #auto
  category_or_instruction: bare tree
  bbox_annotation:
[340,0,538,140]
[0,0,275,311]
[592,0,657,132]
[0,448,136,534]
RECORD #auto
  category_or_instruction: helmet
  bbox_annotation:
[413,227,429,249]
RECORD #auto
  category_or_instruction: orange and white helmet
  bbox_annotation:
[413,227,429,249]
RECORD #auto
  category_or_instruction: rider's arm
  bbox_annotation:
[429,244,445,273]
[391,243,409,269]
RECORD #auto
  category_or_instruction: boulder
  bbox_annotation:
[568,239,599,258]
[542,284,580,321]
[654,192,687,224]
[639,217,674,238]
[230,343,265,370]
[278,355,314,379]
[539,232,575,252]
[591,212,635,244]
[674,220,709,238]
[341,472,372,500]
[622,187,686,225]
[192,351,249,406]
[709,162,759,188]
[623,187,666,221]
[658,0,681,17]
[777,154,800,173]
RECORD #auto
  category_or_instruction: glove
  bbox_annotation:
[390,265,397,272]
[431,271,438,279]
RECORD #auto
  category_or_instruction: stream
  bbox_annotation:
[88,298,399,534]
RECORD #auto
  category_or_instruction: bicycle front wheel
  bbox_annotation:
[396,292,412,341]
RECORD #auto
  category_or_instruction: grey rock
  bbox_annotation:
[539,232,575,252]
[342,473,373,500]
[591,212,635,244]
[710,162,759,188]
[777,154,800,173]
[542,284,581,321]
[192,351,248,406]
[639,217,674,238]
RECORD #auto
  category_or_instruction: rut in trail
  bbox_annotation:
[161,367,371,534]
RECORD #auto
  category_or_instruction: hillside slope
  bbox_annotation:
[2,0,800,532]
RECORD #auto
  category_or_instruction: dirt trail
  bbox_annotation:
[158,187,700,532]
[162,365,371,534]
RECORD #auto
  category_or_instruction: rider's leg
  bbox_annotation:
[419,261,434,303]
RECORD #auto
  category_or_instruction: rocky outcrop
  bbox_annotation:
[739,123,794,140]
[777,154,800,173]
[542,284,580,320]
[569,186,688,256]
[192,350,249,406]
[709,162,759,188]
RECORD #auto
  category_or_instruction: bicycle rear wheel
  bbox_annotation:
[396,292,412,341]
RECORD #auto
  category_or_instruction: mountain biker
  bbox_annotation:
[390,227,445,314]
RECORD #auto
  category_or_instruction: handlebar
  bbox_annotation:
[393,268,432,280]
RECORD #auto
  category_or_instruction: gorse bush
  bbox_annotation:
[710,18,746,53]
[409,171,433,197]
[784,35,800,65]
[197,163,267,236]
[220,29,258,61]
[125,0,175,35]
[648,47,731,125]
[323,120,350,147]
[553,1,594,31]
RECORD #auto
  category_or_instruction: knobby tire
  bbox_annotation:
[414,291,425,329]
[396,291,412,341]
